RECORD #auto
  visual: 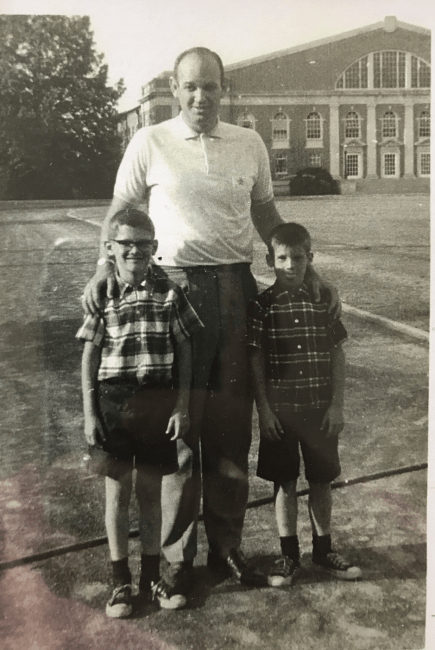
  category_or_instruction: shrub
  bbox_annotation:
[289,167,340,196]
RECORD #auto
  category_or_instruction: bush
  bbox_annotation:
[289,167,340,196]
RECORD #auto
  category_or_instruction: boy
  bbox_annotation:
[246,222,361,588]
[77,207,202,617]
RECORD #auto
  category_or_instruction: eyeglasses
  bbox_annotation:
[111,239,155,251]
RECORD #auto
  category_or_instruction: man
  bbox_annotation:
[83,46,337,598]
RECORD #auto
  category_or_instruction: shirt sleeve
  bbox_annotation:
[250,131,274,205]
[76,314,105,347]
[113,128,150,204]
[170,287,204,343]
[246,297,266,348]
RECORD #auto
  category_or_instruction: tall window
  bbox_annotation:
[411,56,431,88]
[381,111,398,139]
[374,51,406,88]
[309,153,322,167]
[345,111,361,139]
[237,112,256,129]
[274,154,288,175]
[306,112,322,141]
[419,153,430,176]
[418,111,431,138]
[272,111,290,148]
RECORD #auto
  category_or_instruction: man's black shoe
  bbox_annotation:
[207,548,267,587]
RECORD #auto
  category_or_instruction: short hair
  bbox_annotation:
[268,222,312,256]
[106,207,155,240]
[173,47,226,87]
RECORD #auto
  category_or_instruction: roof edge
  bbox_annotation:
[224,19,431,73]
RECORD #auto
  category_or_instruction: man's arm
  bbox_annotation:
[82,341,105,446]
[166,338,192,441]
[82,196,133,316]
[250,198,284,244]
[320,343,345,438]
[248,346,284,442]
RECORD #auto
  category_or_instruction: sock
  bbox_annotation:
[280,536,300,564]
[139,554,160,592]
[312,534,333,561]
[111,557,131,587]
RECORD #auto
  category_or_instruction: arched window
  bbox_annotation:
[381,111,398,139]
[411,56,431,88]
[306,112,322,142]
[374,51,406,88]
[336,56,368,89]
[418,111,431,138]
[345,112,361,139]
[237,112,256,129]
[271,111,290,148]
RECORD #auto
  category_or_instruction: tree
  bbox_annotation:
[0,15,125,199]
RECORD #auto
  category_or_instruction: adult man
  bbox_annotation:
[83,46,336,599]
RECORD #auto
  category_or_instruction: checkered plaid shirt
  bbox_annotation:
[246,282,347,412]
[76,265,203,385]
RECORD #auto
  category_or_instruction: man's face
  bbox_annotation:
[106,225,157,284]
[267,243,313,293]
[170,52,224,134]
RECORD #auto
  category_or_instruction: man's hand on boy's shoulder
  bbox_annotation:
[166,409,190,441]
[320,404,344,438]
[82,261,117,316]
[258,404,284,442]
[304,264,342,320]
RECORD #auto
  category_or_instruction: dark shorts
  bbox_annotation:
[257,409,341,485]
[89,381,179,480]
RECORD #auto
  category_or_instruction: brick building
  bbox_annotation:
[118,16,431,188]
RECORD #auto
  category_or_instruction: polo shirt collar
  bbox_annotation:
[175,113,222,140]
[116,265,157,298]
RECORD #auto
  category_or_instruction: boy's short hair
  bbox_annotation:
[268,222,311,256]
[106,207,155,240]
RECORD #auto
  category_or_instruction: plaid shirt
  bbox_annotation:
[246,282,347,413]
[76,265,203,385]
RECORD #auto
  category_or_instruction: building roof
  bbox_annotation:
[225,17,430,73]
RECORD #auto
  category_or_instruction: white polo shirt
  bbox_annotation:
[114,115,274,267]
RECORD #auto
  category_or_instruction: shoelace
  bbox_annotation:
[108,584,131,605]
[327,553,350,569]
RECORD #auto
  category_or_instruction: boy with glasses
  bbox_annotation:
[77,207,202,617]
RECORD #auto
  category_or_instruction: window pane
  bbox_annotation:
[309,154,322,167]
[307,113,321,139]
[345,112,360,138]
[398,52,406,88]
[373,52,381,88]
[382,51,397,88]
[419,112,431,138]
[345,154,359,177]
[382,112,397,138]
[419,61,431,88]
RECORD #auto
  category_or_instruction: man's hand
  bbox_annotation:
[166,409,190,441]
[320,404,344,438]
[258,405,284,442]
[82,262,116,316]
[305,263,342,320]
[84,413,106,446]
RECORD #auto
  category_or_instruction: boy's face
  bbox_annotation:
[267,242,313,293]
[105,225,157,285]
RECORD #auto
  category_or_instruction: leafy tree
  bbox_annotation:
[0,15,125,199]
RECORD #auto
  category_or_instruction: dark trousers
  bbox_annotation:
[160,263,257,561]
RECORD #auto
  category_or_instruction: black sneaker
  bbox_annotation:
[313,551,362,580]
[268,556,300,587]
[105,584,133,618]
[151,578,187,610]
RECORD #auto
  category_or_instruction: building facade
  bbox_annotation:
[118,16,431,185]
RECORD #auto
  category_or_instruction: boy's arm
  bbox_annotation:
[321,342,345,438]
[166,338,192,441]
[82,341,106,446]
[248,346,284,442]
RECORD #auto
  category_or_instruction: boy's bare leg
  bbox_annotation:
[275,481,298,537]
[308,482,332,536]
[105,473,133,560]
[135,467,162,555]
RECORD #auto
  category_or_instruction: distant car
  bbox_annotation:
[289,167,340,196]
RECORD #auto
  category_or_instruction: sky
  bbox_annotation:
[3,0,434,111]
